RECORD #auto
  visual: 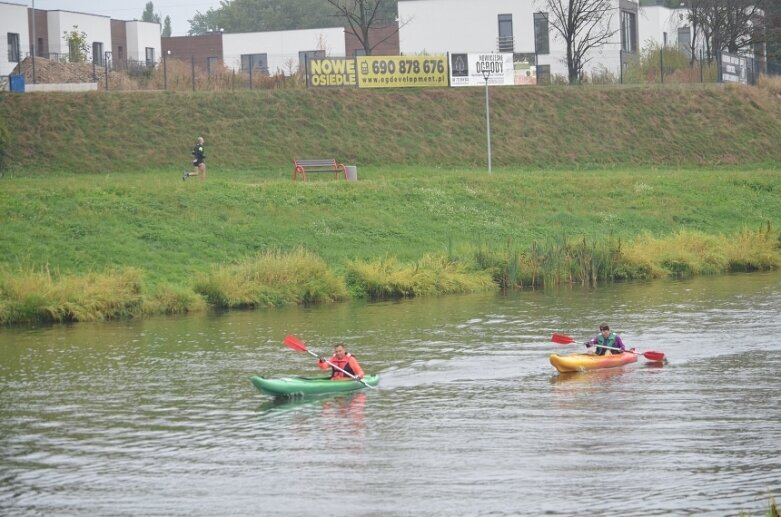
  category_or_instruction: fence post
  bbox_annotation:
[249,63,253,90]
[104,51,111,91]
[700,49,703,83]
[163,51,168,90]
[660,47,664,84]
[619,50,623,84]
[191,56,196,91]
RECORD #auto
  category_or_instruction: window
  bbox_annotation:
[299,50,325,70]
[7,33,20,62]
[37,37,44,58]
[536,64,551,85]
[353,48,366,57]
[498,14,513,52]
[93,42,104,66]
[207,56,218,74]
[145,47,155,67]
[241,53,268,74]
[678,27,692,56]
[620,10,637,53]
[533,12,549,55]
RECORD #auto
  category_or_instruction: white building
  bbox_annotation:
[397,0,679,80]
[638,4,700,57]
[1,1,29,76]
[0,0,160,73]
[221,27,346,75]
[124,20,161,66]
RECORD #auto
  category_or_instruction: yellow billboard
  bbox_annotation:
[356,56,448,88]
[308,58,357,87]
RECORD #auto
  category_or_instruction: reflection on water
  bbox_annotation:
[1,272,780,515]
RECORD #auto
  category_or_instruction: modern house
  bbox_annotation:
[397,0,644,80]
[1,1,28,76]
[395,0,719,80]
[0,0,160,76]
[161,25,399,75]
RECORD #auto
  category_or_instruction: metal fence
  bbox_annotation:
[8,48,780,93]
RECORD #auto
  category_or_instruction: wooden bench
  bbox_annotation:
[293,159,347,181]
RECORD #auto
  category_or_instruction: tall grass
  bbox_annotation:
[621,225,781,279]
[193,248,348,309]
[0,224,779,325]
[345,254,495,299]
[623,44,718,84]
[0,266,145,324]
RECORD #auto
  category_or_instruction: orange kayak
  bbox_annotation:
[549,349,638,373]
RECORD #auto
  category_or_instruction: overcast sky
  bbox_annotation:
[26,0,222,36]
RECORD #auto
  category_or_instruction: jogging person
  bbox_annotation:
[183,136,206,180]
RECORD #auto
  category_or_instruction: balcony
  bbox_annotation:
[497,35,514,53]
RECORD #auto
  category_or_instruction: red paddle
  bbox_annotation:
[283,335,376,389]
[551,332,665,362]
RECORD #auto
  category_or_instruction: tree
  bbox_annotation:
[188,0,344,35]
[142,2,161,24]
[162,16,172,37]
[686,0,769,60]
[538,0,619,84]
[63,26,88,63]
[325,0,398,55]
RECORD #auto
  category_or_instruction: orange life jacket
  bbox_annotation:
[318,353,364,380]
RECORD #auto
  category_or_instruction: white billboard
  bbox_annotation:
[449,53,514,86]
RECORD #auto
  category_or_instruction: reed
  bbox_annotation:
[345,254,494,299]
[193,248,348,309]
[0,266,144,324]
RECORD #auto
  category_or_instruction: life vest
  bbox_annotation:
[596,332,618,354]
[322,353,363,379]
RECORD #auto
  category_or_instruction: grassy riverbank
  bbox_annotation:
[1,166,780,325]
[1,84,780,325]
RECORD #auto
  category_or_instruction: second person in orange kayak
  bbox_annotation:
[318,343,364,380]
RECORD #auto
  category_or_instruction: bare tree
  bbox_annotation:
[686,0,768,61]
[538,0,619,83]
[325,0,398,56]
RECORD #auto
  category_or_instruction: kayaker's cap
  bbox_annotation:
[599,323,610,331]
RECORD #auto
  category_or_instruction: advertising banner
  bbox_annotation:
[307,58,357,87]
[449,53,514,87]
[356,56,449,88]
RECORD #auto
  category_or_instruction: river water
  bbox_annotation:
[1,272,780,516]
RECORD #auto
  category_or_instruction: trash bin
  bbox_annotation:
[345,165,358,181]
[9,74,25,93]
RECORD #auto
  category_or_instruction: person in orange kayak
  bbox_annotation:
[318,343,365,380]
[584,323,626,356]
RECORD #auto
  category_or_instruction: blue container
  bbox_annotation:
[9,74,25,93]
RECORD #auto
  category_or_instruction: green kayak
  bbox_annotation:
[251,374,379,397]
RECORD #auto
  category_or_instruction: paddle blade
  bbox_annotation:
[551,333,576,345]
[643,351,665,362]
[283,335,308,353]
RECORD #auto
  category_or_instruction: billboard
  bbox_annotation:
[307,58,357,87]
[356,56,448,88]
[449,53,514,86]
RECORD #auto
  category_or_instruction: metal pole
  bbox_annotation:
[482,70,492,174]
[163,51,168,90]
[104,51,110,90]
[31,0,36,83]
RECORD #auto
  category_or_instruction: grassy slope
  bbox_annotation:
[1,167,780,289]
[0,84,779,291]
[1,84,780,174]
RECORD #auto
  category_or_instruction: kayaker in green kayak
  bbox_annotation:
[318,343,365,381]
[584,323,626,356]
